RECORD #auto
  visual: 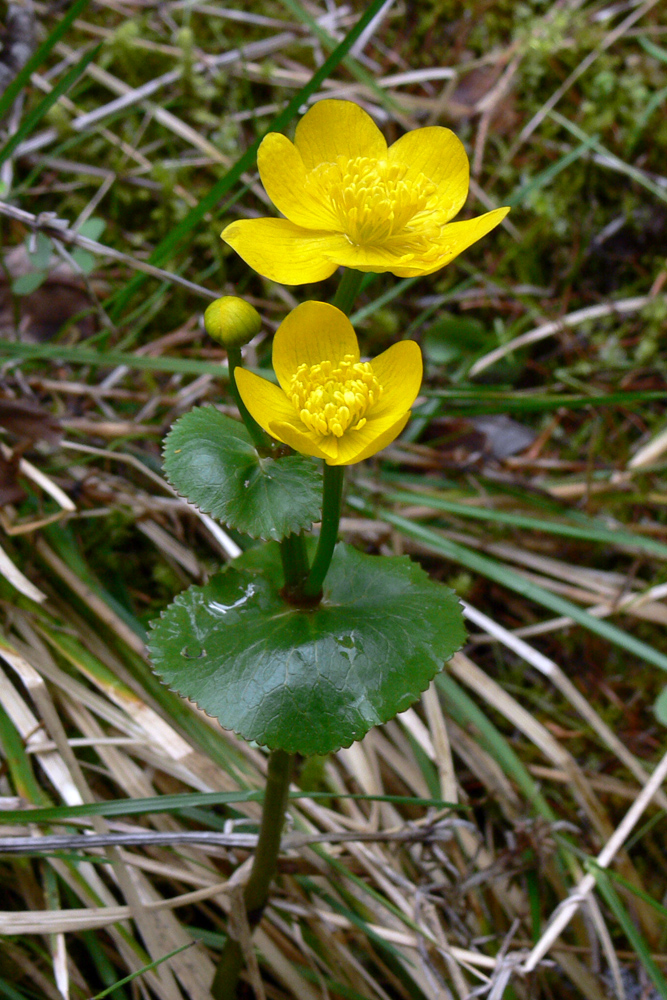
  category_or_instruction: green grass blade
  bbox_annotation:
[0,790,461,826]
[89,943,195,1000]
[589,865,667,999]
[279,0,400,112]
[549,109,667,206]
[0,978,37,1000]
[592,864,667,920]
[639,36,667,65]
[0,339,230,376]
[296,876,429,994]
[436,672,555,819]
[381,488,667,560]
[80,930,129,1000]
[507,137,599,208]
[364,504,667,674]
[0,0,93,122]
[0,44,103,168]
[0,700,49,805]
[109,0,393,317]
[425,389,667,414]
[626,83,667,152]
[350,277,419,325]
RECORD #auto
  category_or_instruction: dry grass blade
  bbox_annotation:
[0,0,666,997]
[523,749,667,973]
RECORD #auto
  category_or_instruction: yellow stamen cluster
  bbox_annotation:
[289,354,383,438]
[305,155,445,248]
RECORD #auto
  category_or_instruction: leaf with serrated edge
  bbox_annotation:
[148,542,467,756]
[163,406,321,541]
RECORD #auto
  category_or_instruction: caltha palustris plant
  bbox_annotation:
[148,99,509,999]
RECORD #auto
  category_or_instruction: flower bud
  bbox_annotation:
[204,296,262,349]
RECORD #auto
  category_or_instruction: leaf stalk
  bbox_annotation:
[211,749,293,999]
[226,346,269,450]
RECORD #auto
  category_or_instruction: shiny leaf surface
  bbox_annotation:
[148,542,466,755]
[163,407,321,540]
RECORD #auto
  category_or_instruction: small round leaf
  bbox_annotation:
[148,543,467,755]
[163,407,321,541]
[655,686,667,727]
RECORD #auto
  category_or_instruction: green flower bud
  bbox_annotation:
[204,296,262,349]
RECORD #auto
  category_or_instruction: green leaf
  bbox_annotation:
[163,407,322,541]
[148,543,467,755]
[12,272,48,295]
[423,313,491,365]
[77,217,106,241]
[71,248,97,275]
[654,686,667,726]
[26,232,53,271]
[369,504,667,675]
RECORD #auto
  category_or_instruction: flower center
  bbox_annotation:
[305,155,443,247]
[289,354,382,438]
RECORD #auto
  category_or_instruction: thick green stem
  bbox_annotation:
[211,750,293,1000]
[303,463,344,598]
[331,268,364,316]
[227,346,268,450]
[280,531,309,596]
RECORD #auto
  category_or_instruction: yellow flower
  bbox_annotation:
[234,301,422,465]
[221,99,509,285]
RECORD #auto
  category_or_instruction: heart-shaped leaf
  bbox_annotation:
[148,542,467,755]
[163,407,321,541]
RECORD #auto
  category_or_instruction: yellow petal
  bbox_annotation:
[257,132,338,229]
[233,368,297,441]
[370,340,423,420]
[272,302,359,393]
[408,207,511,277]
[320,207,509,277]
[331,411,411,465]
[269,420,333,461]
[388,126,469,222]
[319,241,414,274]
[221,218,341,284]
[294,99,387,171]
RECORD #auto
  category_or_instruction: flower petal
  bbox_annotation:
[221,218,341,284]
[272,301,359,393]
[370,340,423,420]
[319,241,415,274]
[316,205,509,276]
[412,207,510,276]
[388,127,469,221]
[294,99,387,171]
[332,411,411,465]
[234,368,297,440]
[269,420,333,461]
[257,133,339,229]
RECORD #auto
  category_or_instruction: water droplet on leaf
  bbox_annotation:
[181,645,206,659]
[209,584,256,615]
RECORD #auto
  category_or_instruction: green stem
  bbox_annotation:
[211,749,293,1000]
[331,268,364,316]
[280,532,310,596]
[227,346,268,450]
[303,463,345,598]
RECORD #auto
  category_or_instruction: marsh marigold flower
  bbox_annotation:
[234,301,422,465]
[222,99,509,285]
